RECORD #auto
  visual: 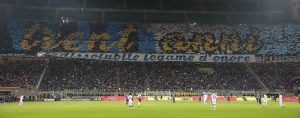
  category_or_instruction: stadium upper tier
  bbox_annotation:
[0,0,294,23]
[0,21,299,57]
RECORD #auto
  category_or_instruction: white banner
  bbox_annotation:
[39,52,256,62]
[43,99,55,101]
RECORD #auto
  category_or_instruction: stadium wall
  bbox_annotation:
[43,96,299,102]
[58,96,238,102]
[52,96,300,102]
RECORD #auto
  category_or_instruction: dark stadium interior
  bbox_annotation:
[0,0,295,24]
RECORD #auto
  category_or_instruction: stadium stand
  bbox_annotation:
[0,1,300,118]
[1,59,298,92]
[0,60,45,88]
[0,0,299,98]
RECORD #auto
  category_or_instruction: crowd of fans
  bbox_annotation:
[0,95,18,103]
[0,59,299,92]
[0,22,13,53]
[0,21,299,56]
[0,60,45,88]
[142,62,261,90]
[38,59,299,91]
[249,62,300,90]
[40,60,118,91]
[152,24,299,55]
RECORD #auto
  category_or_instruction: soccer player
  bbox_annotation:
[128,93,134,110]
[19,95,24,107]
[138,93,142,107]
[211,93,217,110]
[203,94,208,104]
[258,95,262,105]
[256,94,259,104]
[279,94,284,108]
[226,95,230,102]
[263,94,268,108]
[272,96,277,102]
[198,95,202,102]
[171,93,175,103]
[298,95,300,103]
[125,95,129,105]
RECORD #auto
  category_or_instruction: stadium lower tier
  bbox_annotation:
[0,59,299,91]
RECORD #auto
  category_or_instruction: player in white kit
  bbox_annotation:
[19,95,24,107]
[279,94,284,108]
[263,94,268,108]
[128,93,134,110]
[211,93,217,110]
[203,94,208,105]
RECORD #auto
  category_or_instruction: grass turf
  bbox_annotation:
[0,101,299,118]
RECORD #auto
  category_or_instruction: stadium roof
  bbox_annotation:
[0,0,295,24]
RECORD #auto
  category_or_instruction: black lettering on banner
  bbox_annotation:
[133,55,139,61]
[114,54,121,60]
[186,56,195,62]
[157,55,164,61]
[199,55,207,62]
[90,54,99,59]
[47,53,254,62]
[61,53,71,57]
[103,54,113,60]
[166,56,174,61]
[213,56,220,62]
[244,56,250,62]
[237,56,243,62]
[229,56,237,62]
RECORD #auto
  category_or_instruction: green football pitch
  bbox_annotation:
[0,101,299,118]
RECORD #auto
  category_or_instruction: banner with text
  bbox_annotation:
[42,52,256,62]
